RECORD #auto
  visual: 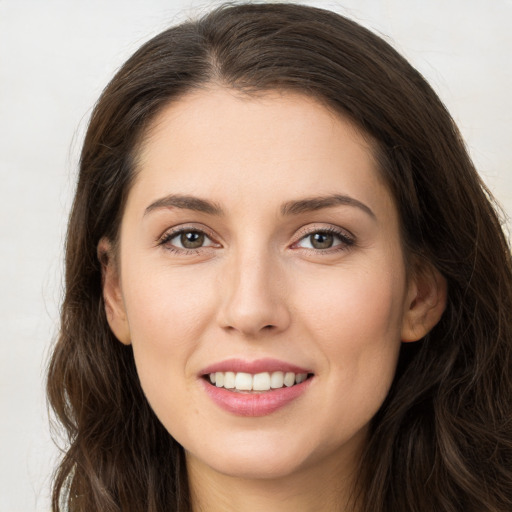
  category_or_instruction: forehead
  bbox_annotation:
[140,87,374,162]
[129,86,392,220]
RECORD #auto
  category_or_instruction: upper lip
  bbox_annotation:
[199,358,312,376]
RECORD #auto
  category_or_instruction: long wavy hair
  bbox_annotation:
[47,3,512,511]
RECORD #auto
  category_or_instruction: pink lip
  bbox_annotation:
[199,358,314,417]
[199,358,311,376]
[201,378,313,417]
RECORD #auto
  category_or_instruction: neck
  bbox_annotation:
[186,442,362,512]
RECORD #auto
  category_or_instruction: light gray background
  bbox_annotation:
[1,1,510,510]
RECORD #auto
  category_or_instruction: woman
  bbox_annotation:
[47,3,512,511]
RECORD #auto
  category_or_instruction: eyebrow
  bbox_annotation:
[144,194,224,216]
[281,194,376,219]
[144,193,375,219]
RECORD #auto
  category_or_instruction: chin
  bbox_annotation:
[183,426,315,479]
[184,425,350,482]
[201,450,309,481]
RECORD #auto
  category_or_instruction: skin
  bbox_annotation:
[101,87,446,512]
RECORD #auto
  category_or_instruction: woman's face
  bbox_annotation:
[104,87,425,481]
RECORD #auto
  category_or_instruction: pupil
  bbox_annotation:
[181,231,204,249]
[311,232,333,249]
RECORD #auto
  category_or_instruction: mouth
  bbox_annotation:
[203,370,315,393]
[199,358,315,416]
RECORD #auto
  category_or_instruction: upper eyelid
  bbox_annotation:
[156,223,354,248]
[158,224,217,241]
[290,226,356,253]
[294,224,354,241]
[155,228,219,253]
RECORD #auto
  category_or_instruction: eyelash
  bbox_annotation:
[157,225,355,255]
[292,226,355,254]
[157,226,219,254]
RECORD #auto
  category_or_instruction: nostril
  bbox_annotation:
[222,323,278,335]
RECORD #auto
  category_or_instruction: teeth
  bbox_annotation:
[253,372,271,391]
[295,373,307,384]
[224,371,236,389]
[235,372,253,391]
[270,371,284,389]
[284,372,295,387]
[207,371,309,391]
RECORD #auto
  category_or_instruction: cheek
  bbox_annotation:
[299,261,406,343]
[121,266,218,408]
[124,265,218,344]
[295,261,406,411]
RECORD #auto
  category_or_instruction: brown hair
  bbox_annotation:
[47,3,512,511]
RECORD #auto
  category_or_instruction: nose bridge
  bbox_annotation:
[218,242,289,336]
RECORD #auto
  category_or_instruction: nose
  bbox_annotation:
[217,249,291,338]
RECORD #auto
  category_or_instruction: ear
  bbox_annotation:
[401,261,447,342]
[97,238,131,345]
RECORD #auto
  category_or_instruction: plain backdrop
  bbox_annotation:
[1,1,511,510]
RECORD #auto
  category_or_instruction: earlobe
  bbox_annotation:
[401,262,447,342]
[98,238,131,345]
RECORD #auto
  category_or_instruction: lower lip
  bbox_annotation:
[201,377,313,417]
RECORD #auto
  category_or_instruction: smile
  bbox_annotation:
[200,359,315,416]
[207,371,310,392]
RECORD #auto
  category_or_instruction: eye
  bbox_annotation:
[294,228,354,251]
[159,228,218,251]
